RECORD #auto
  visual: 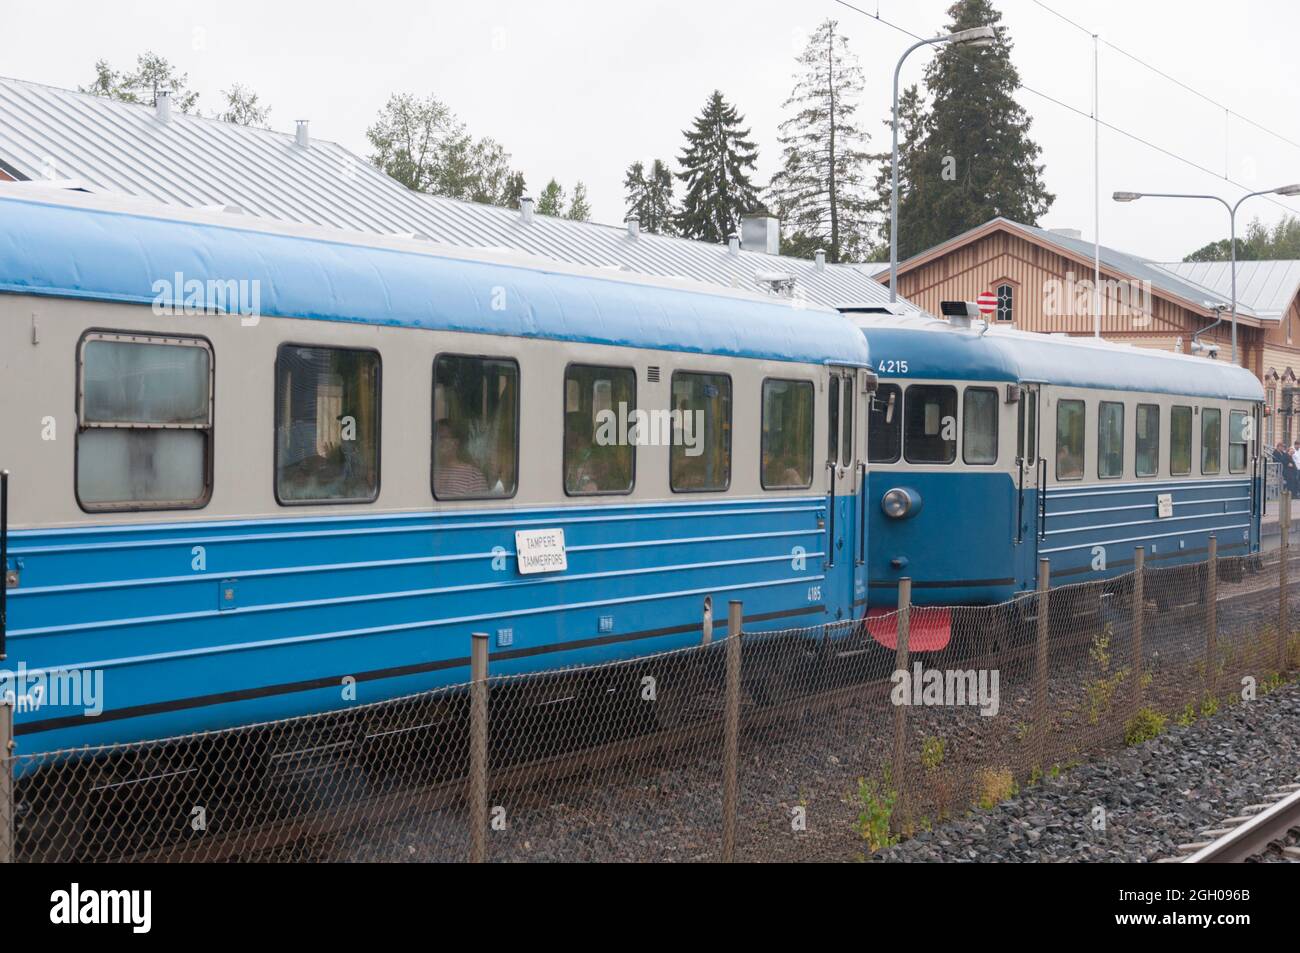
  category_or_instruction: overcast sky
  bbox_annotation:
[5,0,1299,262]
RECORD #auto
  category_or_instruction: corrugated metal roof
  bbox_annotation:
[0,74,919,314]
[1156,260,1300,320]
[868,217,1259,319]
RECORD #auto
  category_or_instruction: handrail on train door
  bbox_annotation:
[825,460,836,570]
[856,461,867,566]
[1015,455,1025,545]
[1037,456,1047,541]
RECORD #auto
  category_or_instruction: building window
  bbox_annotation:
[77,332,213,510]
[996,283,1014,322]
[904,384,957,464]
[276,345,380,504]
[433,355,519,500]
[670,372,731,491]
[761,379,814,489]
[564,364,635,495]
[1097,401,1124,478]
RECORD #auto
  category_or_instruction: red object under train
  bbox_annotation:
[864,607,952,652]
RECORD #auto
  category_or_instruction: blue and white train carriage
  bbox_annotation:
[840,306,1264,650]
[0,184,876,758]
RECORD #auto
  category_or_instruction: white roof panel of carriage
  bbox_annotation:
[0,74,921,314]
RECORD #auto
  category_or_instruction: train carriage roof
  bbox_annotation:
[0,185,870,368]
[847,314,1263,402]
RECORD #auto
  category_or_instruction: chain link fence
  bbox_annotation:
[3,536,1298,863]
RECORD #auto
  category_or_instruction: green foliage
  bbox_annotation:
[1201,695,1220,717]
[1124,707,1167,746]
[976,767,1016,809]
[366,93,525,206]
[883,0,1054,260]
[920,735,946,770]
[536,178,565,217]
[81,52,200,113]
[623,159,677,235]
[566,181,592,222]
[855,775,899,852]
[1185,215,1300,262]
[1175,702,1197,727]
[767,19,876,263]
[676,90,762,243]
[217,84,271,128]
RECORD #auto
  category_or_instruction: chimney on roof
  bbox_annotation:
[740,213,781,255]
[814,249,826,271]
[295,120,310,149]
[727,233,740,256]
[519,195,535,225]
[155,90,172,123]
[626,218,639,239]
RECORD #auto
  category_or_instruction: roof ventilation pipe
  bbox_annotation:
[155,90,172,122]
[295,120,310,149]
[727,233,740,255]
[814,249,826,271]
[626,218,639,239]
[519,196,535,225]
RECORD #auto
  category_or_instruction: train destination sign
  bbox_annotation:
[515,528,568,574]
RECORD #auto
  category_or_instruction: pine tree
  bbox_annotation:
[566,182,592,221]
[767,19,875,263]
[866,83,924,252]
[536,179,566,217]
[676,91,761,243]
[623,159,677,235]
[894,0,1053,259]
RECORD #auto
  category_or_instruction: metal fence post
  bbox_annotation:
[0,700,12,864]
[721,600,742,863]
[1131,547,1144,714]
[1280,494,1291,674]
[468,632,489,864]
[1034,558,1050,747]
[891,579,911,802]
[1206,536,1218,699]
[701,595,713,645]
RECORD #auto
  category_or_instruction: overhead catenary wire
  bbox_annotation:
[831,0,1299,216]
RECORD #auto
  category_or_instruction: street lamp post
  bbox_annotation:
[888,26,996,303]
[1113,185,1300,363]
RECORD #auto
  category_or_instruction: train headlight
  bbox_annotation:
[881,487,922,520]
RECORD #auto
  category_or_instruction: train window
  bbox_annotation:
[903,385,957,464]
[275,345,380,504]
[1055,399,1085,480]
[963,387,998,465]
[840,377,854,467]
[670,372,731,491]
[761,379,814,489]
[76,332,213,510]
[433,355,519,499]
[1229,410,1249,473]
[1201,407,1222,475]
[1097,401,1125,479]
[827,375,840,463]
[564,364,635,495]
[1170,406,1193,476]
[1136,404,1159,477]
[868,383,902,463]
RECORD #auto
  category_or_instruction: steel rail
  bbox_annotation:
[1183,785,1300,863]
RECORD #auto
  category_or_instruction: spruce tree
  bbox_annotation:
[566,182,592,221]
[895,0,1053,259]
[623,159,677,235]
[768,19,875,263]
[675,91,761,243]
[536,179,566,217]
[866,83,924,252]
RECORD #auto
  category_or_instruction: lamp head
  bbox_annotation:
[1112,191,1143,203]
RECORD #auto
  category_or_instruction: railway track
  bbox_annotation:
[1160,783,1300,863]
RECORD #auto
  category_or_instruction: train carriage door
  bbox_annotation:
[1016,383,1043,579]
[824,366,867,619]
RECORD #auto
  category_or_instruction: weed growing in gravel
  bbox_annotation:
[1124,707,1167,746]
[856,776,899,853]
[1027,764,1043,787]
[975,767,1016,810]
[920,736,945,770]
[1202,695,1221,716]
[1175,702,1196,727]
